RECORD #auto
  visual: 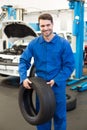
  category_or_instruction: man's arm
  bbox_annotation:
[18,43,33,84]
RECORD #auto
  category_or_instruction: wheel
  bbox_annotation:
[66,93,77,111]
[29,67,77,112]
[18,77,56,125]
[30,65,36,77]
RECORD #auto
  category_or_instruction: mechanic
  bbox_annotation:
[18,13,75,130]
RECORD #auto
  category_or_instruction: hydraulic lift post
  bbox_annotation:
[68,0,85,79]
[67,0,87,91]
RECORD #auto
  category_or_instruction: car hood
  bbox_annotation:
[0,20,38,56]
[3,20,37,42]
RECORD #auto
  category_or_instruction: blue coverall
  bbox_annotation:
[18,34,75,130]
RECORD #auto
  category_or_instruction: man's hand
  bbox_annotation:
[23,78,32,89]
[47,80,55,87]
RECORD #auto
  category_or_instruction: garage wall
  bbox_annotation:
[24,9,73,33]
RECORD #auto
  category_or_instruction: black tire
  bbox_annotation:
[30,65,36,77]
[66,93,77,111]
[18,77,56,125]
[29,66,77,112]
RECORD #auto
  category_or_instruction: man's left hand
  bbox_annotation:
[47,80,55,87]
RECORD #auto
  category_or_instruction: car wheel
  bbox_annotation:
[30,65,36,77]
[29,67,77,112]
[66,93,77,111]
[18,77,56,125]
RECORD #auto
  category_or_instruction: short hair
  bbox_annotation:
[38,13,53,24]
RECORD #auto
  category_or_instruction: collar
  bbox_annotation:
[39,33,58,44]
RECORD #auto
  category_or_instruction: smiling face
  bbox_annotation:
[39,19,53,39]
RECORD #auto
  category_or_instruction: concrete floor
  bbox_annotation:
[0,75,87,130]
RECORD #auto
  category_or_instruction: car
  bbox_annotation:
[0,20,37,76]
[58,31,72,44]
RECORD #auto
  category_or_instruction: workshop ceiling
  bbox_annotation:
[0,0,69,13]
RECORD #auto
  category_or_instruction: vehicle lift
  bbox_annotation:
[67,0,87,92]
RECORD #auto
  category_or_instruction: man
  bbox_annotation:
[18,13,75,130]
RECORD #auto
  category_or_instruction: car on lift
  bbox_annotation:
[0,20,37,77]
[58,31,72,44]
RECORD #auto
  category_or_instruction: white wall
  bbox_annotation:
[24,9,73,33]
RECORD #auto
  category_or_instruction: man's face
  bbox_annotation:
[39,19,53,38]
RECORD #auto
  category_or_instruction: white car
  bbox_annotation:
[0,20,37,76]
[58,31,72,44]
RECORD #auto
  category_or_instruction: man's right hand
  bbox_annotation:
[23,78,32,89]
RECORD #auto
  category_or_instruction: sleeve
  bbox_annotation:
[18,43,33,84]
[54,40,75,86]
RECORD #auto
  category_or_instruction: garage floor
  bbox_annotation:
[0,67,87,130]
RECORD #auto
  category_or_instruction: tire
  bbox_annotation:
[30,65,36,77]
[18,77,56,125]
[66,93,77,111]
[29,66,77,112]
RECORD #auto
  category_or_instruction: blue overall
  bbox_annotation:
[19,34,75,130]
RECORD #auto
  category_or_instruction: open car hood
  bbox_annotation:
[3,20,37,42]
